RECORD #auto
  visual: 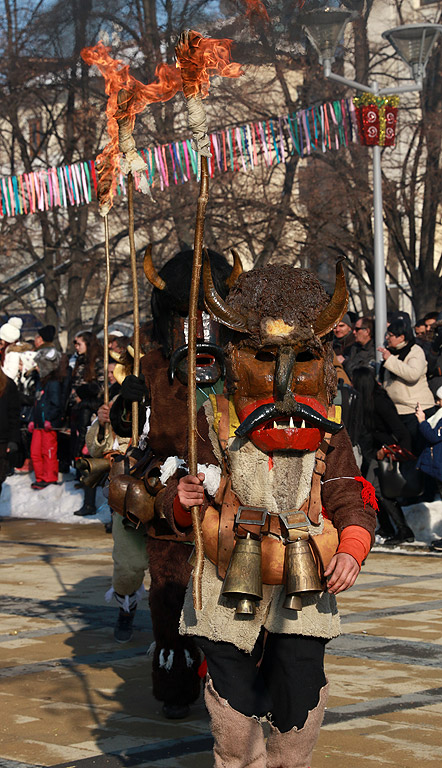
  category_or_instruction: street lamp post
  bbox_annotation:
[299,9,442,358]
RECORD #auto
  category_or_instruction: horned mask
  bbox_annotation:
[203,257,348,453]
[144,245,243,386]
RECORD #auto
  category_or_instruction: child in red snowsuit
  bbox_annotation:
[28,346,63,489]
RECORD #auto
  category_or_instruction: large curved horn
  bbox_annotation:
[203,250,249,332]
[143,244,166,290]
[226,248,244,289]
[313,258,349,338]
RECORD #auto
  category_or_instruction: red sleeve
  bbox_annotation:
[173,494,192,529]
[337,525,372,567]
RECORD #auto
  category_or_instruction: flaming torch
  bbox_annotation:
[81,42,182,444]
[175,30,241,610]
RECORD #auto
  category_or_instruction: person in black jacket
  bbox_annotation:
[352,366,415,545]
[28,346,63,489]
[0,368,21,495]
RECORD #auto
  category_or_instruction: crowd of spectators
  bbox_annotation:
[1,308,442,551]
[333,308,442,550]
[0,318,130,517]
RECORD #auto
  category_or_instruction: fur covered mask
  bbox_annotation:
[204,259,348,453]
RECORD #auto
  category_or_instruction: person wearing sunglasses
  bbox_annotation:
[343,317,376,380]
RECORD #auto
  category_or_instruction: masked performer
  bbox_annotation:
[162,260,377,766]
[110,246,242,718]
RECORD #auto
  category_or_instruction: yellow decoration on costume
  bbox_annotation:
[264,318,295,338]
[210,394,240,438]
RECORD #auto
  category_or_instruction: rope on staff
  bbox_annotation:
[116,88,142,445]
[176,30,213,611]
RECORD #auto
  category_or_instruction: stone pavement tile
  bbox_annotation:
[315,720,442,767]
[341,613,442,643]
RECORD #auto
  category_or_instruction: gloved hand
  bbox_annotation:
[120,373,147,403]
[28,421,35,433]
[44,420,52,431]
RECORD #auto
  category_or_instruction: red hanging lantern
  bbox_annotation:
[353,94,399,147]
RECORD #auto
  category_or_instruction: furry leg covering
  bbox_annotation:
[204,677,266,768]
[266,683,329,768]
[147,537,201,706]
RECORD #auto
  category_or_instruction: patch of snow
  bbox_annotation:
[0,470,111,525]
[403,499,442,544]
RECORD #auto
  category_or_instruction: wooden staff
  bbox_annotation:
[176,31,212,610]
[97,162,113,440]
[187,154,209,611]
[116,88,140,445]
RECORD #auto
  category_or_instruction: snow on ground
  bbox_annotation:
[0,470,111,525]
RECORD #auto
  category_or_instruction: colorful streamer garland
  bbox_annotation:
[0,97,371,219]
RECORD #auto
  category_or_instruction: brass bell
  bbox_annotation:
[222,533,263,616]
[283,538,323,610]
[75,457,111,488]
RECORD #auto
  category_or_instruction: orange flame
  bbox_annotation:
[242,0,270,24]
[81,37,241,210]
[81,41,182,210]
[175,31,242,99]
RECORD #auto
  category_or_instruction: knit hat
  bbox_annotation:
[35,346,61,379]
[38,325,56,342]
[0,321,21,344]
[9,317,23,330]
[340,313,352,328]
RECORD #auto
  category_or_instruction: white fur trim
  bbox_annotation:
[138,406,151,450]
[134,584,146,604]
[159,649,174,671]
[104,585,115,603]
[197,463,221,497]
[160,456,187,484]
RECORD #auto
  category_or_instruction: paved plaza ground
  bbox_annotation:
[1,516,442,768]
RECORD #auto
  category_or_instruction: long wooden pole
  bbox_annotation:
[127,170,140,444]
[116,88,140,446]
[187,154,209,611]
[102,213,111,439]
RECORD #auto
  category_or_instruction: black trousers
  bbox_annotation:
[196,630,327,733]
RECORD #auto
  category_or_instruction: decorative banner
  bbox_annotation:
[353,93,399,147]
[0,96,392,219]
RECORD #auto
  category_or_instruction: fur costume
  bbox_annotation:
[165,260,377,764]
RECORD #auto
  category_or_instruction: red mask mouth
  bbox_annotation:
[236,396,329,452]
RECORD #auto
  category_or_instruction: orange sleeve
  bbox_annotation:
[173,494,192,529]
[337,525,372,567]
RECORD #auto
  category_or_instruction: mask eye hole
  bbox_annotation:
[255,350,276,363]
[296,350,316,363]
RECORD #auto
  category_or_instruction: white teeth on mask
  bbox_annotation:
[289,416,294,428]
[301,420,306,429]
[273,421,278,430]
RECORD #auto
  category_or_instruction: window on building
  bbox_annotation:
[29,118,42,152]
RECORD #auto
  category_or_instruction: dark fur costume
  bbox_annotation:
[112,249,235,709]
[147,537,201,706]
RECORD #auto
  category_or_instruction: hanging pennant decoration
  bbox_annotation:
[353,93,399,147]
[0,95,399,219]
